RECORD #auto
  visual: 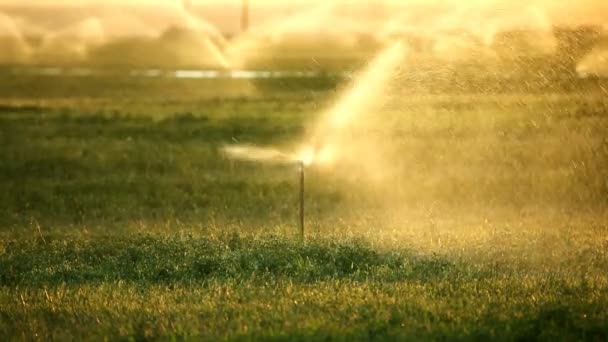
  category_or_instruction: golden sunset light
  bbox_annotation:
[1,1,607,341]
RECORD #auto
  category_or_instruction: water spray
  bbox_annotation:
[222,41,407,241]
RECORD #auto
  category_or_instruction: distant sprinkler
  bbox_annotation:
[241,0,250,32]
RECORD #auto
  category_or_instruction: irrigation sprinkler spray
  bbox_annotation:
[222,42,407,241]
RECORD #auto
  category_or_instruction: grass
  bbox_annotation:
[0,74,607,340]
[1,230,607,340]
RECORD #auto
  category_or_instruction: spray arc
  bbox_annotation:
[222,41,407,239]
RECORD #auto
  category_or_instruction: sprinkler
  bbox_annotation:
[296,147,315,241]
[222,43,407,241]
[222,144,312,241]
[299,160,305,241]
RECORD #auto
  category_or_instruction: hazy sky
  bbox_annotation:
[1,1,607,31]
[0,0,606,69]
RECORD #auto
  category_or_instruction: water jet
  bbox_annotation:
[222,41,407,240]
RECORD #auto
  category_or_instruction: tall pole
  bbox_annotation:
[299,161,305,241]
[241,0,249,32]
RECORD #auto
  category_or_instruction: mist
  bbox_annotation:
[0,0,606,70]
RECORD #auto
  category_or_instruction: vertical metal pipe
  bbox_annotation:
[299,161,305,241]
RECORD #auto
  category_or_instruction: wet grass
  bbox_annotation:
[0,223,605,339]
[1,231,607,341]
[0,76,607,340]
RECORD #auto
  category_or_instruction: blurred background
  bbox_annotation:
[0,0,606,76]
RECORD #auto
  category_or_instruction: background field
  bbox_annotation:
[0,75,607,340]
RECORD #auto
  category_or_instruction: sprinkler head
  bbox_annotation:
[297,147,315,167]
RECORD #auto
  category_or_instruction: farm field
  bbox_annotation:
[0,75,607,340]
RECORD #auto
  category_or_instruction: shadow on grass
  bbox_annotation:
[2,234,607,341]
[232,304,608,342]
[0,104,48,114]
[0,234,471,286]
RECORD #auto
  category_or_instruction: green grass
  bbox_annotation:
[0,75,607,340]
[1,230,607,340]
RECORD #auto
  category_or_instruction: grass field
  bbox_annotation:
[1,75,607,340]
